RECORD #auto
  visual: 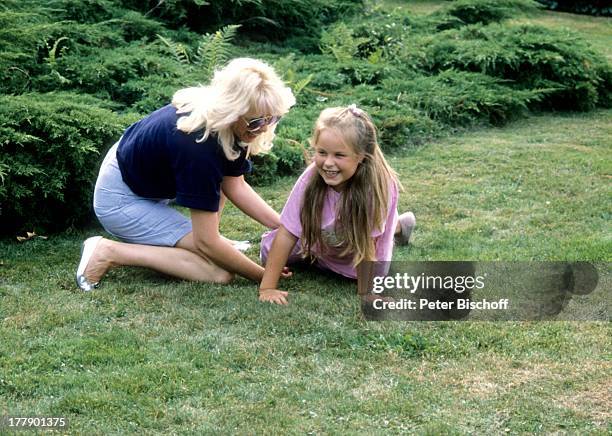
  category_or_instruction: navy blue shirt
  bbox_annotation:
[116,105,252,212]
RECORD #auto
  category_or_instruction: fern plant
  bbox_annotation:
[157,34,191,64]
[156,24,240,77]
[195,24,241,78]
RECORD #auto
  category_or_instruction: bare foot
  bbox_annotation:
[83,238,113,283]
[395,211,416,246]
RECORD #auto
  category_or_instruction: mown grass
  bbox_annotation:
[1,107,610,433]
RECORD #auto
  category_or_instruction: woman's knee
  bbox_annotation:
[211,269,234,284]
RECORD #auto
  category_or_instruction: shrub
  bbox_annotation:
[117,0,364,42]
[106,11,167,42]
[383,70,544,126]
[425,24,612,110]
[46,0,115,23]
[157,24,241,79]
[33,43,185,106]
[249,141,308,186]
[2,0,610,234]
[350,10,421,63]
[320,22,369,63]
[373,104,443,150]
[0,17,125,95]
[350,89,441,149]
[441,0,541,26]
[0,93,139,235]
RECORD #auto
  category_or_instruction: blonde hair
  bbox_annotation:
[300,105,401,266]
[172,58,296,160]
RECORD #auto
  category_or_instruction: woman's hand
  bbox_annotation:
[280,266,292,279]
[259,288,289,305]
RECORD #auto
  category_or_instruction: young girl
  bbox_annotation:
[258,105,415,304]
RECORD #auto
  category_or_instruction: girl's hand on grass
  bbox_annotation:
[280,266,292,279]
[259,288,289,305]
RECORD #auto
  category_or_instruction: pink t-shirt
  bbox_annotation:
[260,164,398,279]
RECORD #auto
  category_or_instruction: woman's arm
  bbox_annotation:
[259,225,298,305]
[191,209,265,281]
[221,175,280,229]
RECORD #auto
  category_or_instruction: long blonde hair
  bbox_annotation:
[300,105,400,266]
[172,58,295,160]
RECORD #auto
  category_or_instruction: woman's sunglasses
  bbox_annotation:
[242,115,282,132]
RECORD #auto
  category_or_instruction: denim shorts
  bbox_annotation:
[93,142,192,246]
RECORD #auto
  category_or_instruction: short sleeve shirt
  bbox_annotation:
[116,104,252,212]
[279,164,399,278]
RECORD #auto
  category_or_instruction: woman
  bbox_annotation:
[76,58,296,290]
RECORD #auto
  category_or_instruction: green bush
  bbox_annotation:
[34,43,186,106]
[116,0,364,42]
[373,104,443,150]
[441,0,541,26]
[249,141,307,186]
[0,93,138,235]
[0,17,125,95]
[384,70,544,126]
[1,0,610,233]
[46,0,115,23]
[425,24,611,110]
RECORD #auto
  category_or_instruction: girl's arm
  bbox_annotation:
[259,225,298,305]
[191,209,265,281]
[221,175,280,229]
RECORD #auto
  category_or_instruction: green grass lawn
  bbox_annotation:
[1,108,610,434]
[2,1,611,433]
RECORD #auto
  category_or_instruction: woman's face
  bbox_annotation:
[231,110,277,143]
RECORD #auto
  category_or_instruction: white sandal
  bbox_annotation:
[76,236,103,291]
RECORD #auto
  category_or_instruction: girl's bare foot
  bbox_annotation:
[395,211,416,246]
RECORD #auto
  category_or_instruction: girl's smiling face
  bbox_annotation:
[313,128,363,192]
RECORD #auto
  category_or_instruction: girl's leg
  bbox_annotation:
[83,231,233,284]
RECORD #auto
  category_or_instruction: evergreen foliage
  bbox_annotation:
[114,0,364,40]
[384,70,545,126]
[424,24,611,110]
[0,93,138,233]
[442,0,542,26]
[0,0,610,233]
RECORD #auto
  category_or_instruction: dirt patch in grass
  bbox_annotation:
[453,357,611,424]
[351,370,399,401]
[553,367,612,426]
[459,360,566,398]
